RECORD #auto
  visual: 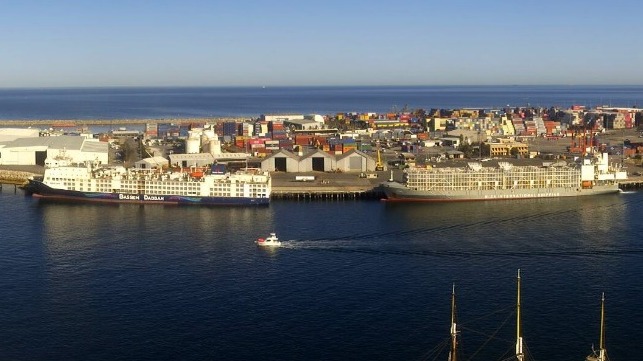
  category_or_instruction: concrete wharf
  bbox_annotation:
[270,172,386,200]
[619,180,643,190]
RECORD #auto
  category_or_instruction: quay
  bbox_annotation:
[619,180,643,190]
[0,183,21,193]
[271,189,383,200]
[270,172,386,200]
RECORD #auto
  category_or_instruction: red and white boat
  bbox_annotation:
[256,233,281,247]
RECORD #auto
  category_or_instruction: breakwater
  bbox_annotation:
[0,117,247,127]
[0,170,37,185]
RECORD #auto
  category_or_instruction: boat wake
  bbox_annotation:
[278,239,368,250]
[276,239,643,259]
[619,190,639,194]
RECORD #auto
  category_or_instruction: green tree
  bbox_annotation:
[457,142,475,158]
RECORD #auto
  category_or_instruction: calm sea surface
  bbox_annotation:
[1,192,642,360]
[1,85,643,119]
[1,86,643,360]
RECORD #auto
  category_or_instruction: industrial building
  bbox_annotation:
[261,149,380,173]
[0,135,108,166]
[0,128,40,143]
[488,138,529,157]
[135,156,170,169]
[168,153,214,168]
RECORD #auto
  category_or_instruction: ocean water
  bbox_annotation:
[1,85,643,120]
[0,191,642,361]
[1,86,643,360]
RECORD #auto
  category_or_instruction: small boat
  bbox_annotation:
[256,232,281,247]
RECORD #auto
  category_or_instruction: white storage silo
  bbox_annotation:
[186,130,201,154]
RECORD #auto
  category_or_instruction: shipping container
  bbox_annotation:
[268,121,285,132]
[295,135,313,145]
[279,140,294,149]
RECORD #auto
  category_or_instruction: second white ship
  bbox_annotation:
[381,153,627,202]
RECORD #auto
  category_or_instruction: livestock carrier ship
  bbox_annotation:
[25,160,271,206]
[380,153,627,202]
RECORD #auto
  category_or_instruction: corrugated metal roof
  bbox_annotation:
[135,157,169,167]
[5,135,85,150]
[336,149,373,161]
[299,149,333,160]
[261,149,300,161]
[168,153,214,161]
[81,140,109,153]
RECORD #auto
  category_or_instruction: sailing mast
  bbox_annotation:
[449,283,457,361]
[586,293,607,361]
[515,269,524,361]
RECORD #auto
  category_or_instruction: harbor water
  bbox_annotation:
[1,190,642,360]
[1,85,643,360]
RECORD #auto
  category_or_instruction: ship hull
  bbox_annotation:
[380,181,620,202]
[25,180,270,206]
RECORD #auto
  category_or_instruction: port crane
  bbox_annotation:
[375,141,384,171]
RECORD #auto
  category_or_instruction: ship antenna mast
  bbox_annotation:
[598,292,606,361]
[449,283,458,361]
[515,269,524,361]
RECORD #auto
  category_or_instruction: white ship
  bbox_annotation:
[381,153,627,202]
[25,161,271,206]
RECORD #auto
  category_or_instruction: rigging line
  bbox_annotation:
[458,304,515,325]
[497,352,518,361]
[458,326,512,344]
[522,342,537,361]
[416,337,450,361]
[465,308,515,361]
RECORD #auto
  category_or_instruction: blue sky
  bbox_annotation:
[2,0,643,87]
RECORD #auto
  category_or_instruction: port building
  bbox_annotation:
[488,138,529,157]
[135,156,170,169]
[0,128,40,143]
[0,135,108,166]
[261,149,379,173]
[168,153,215,168]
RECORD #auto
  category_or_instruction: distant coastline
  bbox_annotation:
[0,118,246,127]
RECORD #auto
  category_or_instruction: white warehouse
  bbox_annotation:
[0,135,109,166]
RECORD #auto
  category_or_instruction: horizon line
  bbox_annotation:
[2,84,643,90]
